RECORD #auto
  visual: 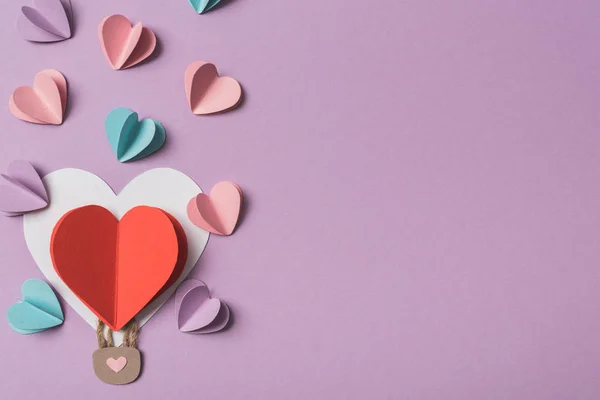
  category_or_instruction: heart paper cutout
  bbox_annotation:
[51,205,180,331]
[0,160,48,217]
[99,14,156,70]
[175,280,230,333]
[185,61,242,115]
[23,168,209,345]
[6,278,63,334]
[106,357,127,373]
[105,108,166,162]
[9,69,67,125]
[18,0,72,42]
[188,0,221,14]
[187,181,242,235]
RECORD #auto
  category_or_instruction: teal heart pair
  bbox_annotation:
[7,279,63,334]
[106,108,166,163]
[188,0,222,14]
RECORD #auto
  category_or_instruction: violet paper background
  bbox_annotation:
[1,1,600,399]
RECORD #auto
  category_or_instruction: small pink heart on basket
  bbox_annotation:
[106,356,127,373]
[98,14,156,70]
[187,181,242,236]
[9,69,67,125]
[184,61,242,115]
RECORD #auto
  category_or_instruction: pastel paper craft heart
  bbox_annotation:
[0,160,48,216]
[18,0,72,42]
[7,278,64,334]
[187,181,242,235]
[175,280,230,333]
[24,168,209,345]
[188,0,222,14]
[51,205,180,331]
[106,357,127,373]
[185,61,242,115]
[106,108,166,162]
[99,15,156,70]
[153,212,188,301]
[9,69,67,125]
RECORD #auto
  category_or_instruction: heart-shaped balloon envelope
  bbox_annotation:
[24,168,209,345]
[51,205,186,331]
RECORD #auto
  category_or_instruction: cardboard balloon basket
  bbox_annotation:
[93,346,142,385]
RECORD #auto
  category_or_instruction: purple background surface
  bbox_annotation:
[1,1,599,399]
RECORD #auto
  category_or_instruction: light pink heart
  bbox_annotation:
[9,69,67,125]
[106,356,127,373]
[187,181,242,236]
[98,14,156,70]
[185,61,242,115]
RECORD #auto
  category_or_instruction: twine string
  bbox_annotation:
[96,319,138,349]
[123,319,139,349]
[96,320,113,348]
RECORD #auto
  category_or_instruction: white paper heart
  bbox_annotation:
[23,168,208,345]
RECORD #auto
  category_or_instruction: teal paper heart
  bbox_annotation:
[188,0,222,14]
[7,279,64,334]
[105,108,166,163]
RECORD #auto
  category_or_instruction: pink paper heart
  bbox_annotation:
[175,280,230,334]
[185,61,242,115]
[106,357,127,373]
[98,14,156,70]
[9,69,67,125]
[186,181,242,236]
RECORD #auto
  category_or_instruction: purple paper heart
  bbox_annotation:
[175,280,230,334]
[0,161,48,217]
[17,0,72,43]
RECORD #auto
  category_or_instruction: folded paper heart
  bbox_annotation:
[99,14,156,70]
[175,280,230,333]
[185,61,242,115]
[9,69,67,125]
[18,0,72,42]
[0,160,48,217]
[51,205,187,331]
[7,279,63,334]
[188,0,222,14]
[24,168,208,345]
[106,108,166,162]
[187,181,242,235]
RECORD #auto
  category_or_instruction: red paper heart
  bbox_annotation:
[51,205,181,331]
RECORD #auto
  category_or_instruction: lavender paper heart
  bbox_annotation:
[17,0,72,43]
[0,161,48,216]
[175,280,230,334]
